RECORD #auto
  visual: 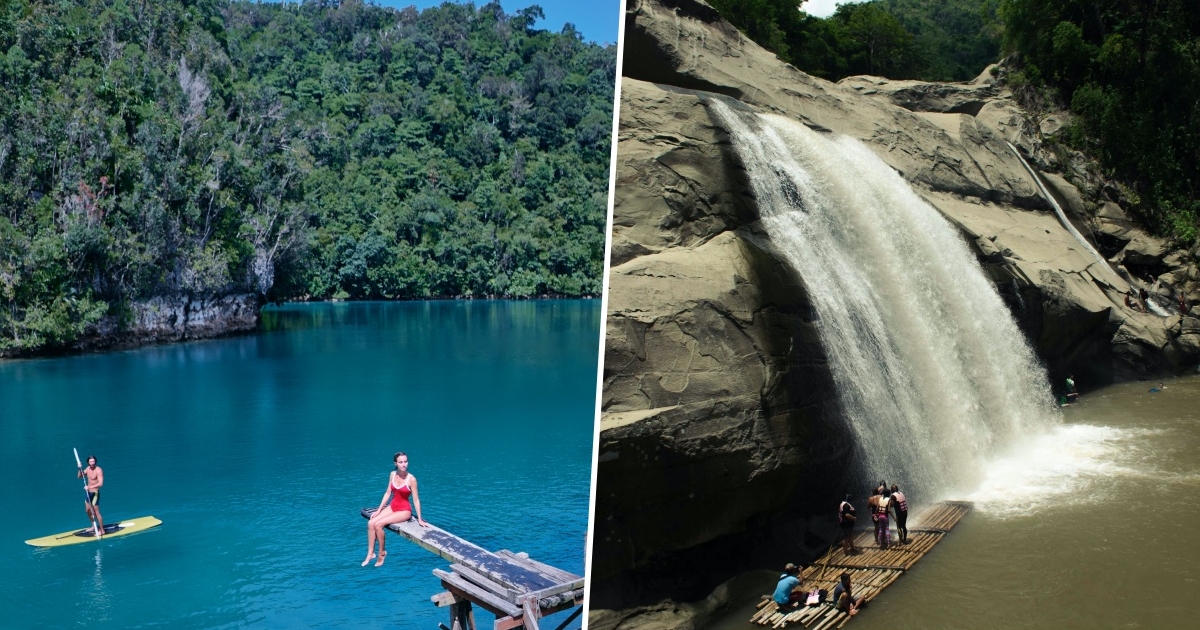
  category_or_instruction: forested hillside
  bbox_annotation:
[706,0,1000,81]
[0,0,614,352]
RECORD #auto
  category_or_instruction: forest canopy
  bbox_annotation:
[706,0,1001,82]
[0,0,614,351]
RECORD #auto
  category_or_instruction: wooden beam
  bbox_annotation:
[432,591,461,607]
[538,591,584,617]
[537,588,584,611]
[435,569,522,618]
[493,615,524,630]
[521,597,541,630]
[452,563,523,603]
[525,579,585,603]
[495,550,582,584]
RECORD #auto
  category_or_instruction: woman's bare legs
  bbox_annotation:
[369,509,411,566]
[363,506,394,566]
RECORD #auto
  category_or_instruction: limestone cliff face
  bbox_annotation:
[79,293,262,353]
[596,0,1200,613]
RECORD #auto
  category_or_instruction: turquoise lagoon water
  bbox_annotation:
[0,300,599,629]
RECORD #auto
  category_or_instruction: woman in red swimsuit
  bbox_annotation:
[363,451,428,566]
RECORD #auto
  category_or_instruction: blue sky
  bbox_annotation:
[370,1,622,45]
[801,0,868,18]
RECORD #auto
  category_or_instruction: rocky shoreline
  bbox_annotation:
[0,293,601,360]
[0,293,264,359]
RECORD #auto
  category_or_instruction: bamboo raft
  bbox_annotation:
[749,501,971,629]
[360,508,583,630]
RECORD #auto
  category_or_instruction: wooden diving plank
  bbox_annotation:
[361,507,558,592]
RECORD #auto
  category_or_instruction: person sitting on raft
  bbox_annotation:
[832,572,867,616]
[772,563,806,607]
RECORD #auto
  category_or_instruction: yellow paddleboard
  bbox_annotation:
[25,516,162,547]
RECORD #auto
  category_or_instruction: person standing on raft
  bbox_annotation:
[872,487,892,549]
[890,484,909,544]
[867,488,881,549]
[77,455,104,538]
[838,495,858,554]
[363,451,428,567]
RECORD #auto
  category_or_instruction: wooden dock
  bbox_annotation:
[361,508,584,630]
[749,501,971,629]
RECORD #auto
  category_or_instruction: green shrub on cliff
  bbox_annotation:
[0,0,614,352]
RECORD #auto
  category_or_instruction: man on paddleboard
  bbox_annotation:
[77,455,104,537]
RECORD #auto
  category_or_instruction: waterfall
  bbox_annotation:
[710,100,1061,499]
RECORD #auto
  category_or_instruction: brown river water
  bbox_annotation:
[710,373,1200,629]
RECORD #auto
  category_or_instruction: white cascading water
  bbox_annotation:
[710,100,1063,500]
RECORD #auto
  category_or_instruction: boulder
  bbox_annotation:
[838,75,1000,115]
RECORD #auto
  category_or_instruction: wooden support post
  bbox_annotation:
[449,600,475,630]
[494,615,524,630]
[521,596,541,630]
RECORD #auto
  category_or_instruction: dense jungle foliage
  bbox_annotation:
[706,0,1001,82]
[0,0,614,352]
[1000,0,1200,244]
